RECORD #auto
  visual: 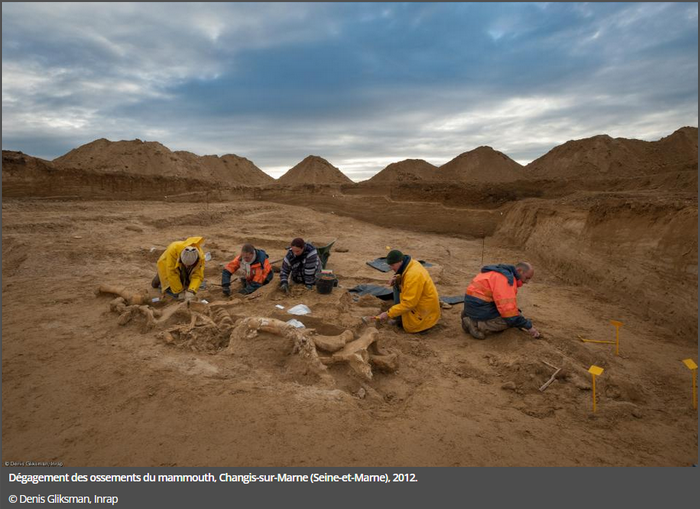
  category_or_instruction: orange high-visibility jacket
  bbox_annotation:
[224,249,272,286]
[466,271,520,319]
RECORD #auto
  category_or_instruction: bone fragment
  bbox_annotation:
[97,285,148,305]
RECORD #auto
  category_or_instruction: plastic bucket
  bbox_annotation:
[317,276,336,295]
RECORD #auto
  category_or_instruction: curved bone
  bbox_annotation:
[97,285,148,305]
[369,352,399,373]
[319,328,379,381]
[312,330,354,353]
[211,307,235,332]
[113,301,188,329]
[226,317,333,384]
[117,305,156,326]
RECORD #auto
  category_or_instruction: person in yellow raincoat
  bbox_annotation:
[151,236,205,302]
[377,249,440,333]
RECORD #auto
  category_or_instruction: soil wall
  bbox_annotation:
[2,159,245,201]
[493,197,698,339]
[255,183,502,238]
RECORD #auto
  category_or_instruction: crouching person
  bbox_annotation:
[151,236,205,302]
[377,249,441,333]
[461,262,540,340]
[279,238,320,294]
[222,243,273,296]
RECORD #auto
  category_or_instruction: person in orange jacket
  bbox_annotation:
[461,262,540,340]
[377,249,441,333]
[222,243,273,296]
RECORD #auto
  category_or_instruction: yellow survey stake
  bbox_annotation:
[588,365,604,413]
[588,365,604,376]
[683,359,698,409]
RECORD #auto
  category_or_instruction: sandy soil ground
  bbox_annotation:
[2,199,697,466]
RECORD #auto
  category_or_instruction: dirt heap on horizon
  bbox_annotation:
[277,155,353,185]
[365,159,438,184]
[2,150,57,177]
[526,127,698,179]
[53,138,274,186]
[438,146,524,183]
[176,151,274,186]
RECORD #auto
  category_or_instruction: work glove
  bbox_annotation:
[177,292,186,301]
[377,312,390,322]
[305,284,313,290]
[528,326,541,339]
[184,290,196,303]
[239,286,254,295]
[280,283,289,294]
[222,286,231,297]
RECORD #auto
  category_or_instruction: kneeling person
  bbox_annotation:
[377,249,440,333]
[279,238,320,293]
[222,243,273,296]
[461,262,540,339]
[151,236,205,302]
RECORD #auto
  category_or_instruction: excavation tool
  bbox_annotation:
[588,365,604,413]
[578,320,624,355]
[539,360,561,392]
[682,359,698,409]
[361,315,381,326]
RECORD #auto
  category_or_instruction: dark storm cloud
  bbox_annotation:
[2,2,697,180]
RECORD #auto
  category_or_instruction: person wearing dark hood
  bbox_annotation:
[376,249,441,333]
[278,238,320,293]
[461,262,540,340]
[222,243,273,296]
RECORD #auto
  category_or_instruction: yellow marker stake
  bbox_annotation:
[588,365,604,413]
[682,359,698,409]
[610,320,624,355]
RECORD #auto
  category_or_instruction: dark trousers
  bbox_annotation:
[222,269,273,293]
[391,284,403,327]
[152,271,189,296]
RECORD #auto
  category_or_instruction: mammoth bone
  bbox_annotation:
[226,317,333,384]
[225,318,392,382]
[97,285,149,305]
[98,283,399,382]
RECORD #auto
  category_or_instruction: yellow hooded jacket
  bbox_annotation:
[156,236,205,295]
[387,258,441,333]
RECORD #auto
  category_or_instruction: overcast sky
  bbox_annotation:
[2,2,698,180]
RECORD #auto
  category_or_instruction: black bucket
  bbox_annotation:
[317,276,336,295]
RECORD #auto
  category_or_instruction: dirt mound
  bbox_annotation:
[2,149,246,200]
[366,159,438,183]
[54,138,192,176]
[277,155,353,185]
[655,126,699,171]
[438,146,524,183]
[185,152,274,186]
[2,150,58,176]
[52,138,272,186]
[526,127,698,179]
